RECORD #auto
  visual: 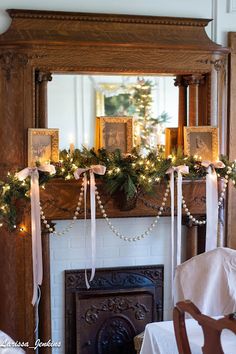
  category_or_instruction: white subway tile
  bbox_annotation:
[70,258,104,269]
[51,260,71,272]
[53,248,87,260]
[52,273,64,285]
[119,245,150,257]
[102,258,136,267]
[50,236,70,248]
[134,257,164,266]
[96,246,119,258]
[69,235,86,248]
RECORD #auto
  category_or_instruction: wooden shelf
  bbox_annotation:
[40,178,207,220]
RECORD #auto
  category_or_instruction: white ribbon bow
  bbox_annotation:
[74,165,106,288]
[201,161,225,251]
[201,161,225,170]
[166,165,189,299]
[16,164,56,305]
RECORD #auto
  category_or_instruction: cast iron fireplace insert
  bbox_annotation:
[65,264,164,354]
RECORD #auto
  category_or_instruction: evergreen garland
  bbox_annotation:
[0,147,236,230]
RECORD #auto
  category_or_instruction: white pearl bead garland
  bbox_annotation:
[95,183,170,242]
[182,174,230,225]
[181,196,206,225]
[40,181,85,235]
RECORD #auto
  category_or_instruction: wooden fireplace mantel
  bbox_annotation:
[0,9,229,353]
[41,178,208,220]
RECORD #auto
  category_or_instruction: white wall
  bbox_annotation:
[48,75,96,149]
[216,0,236,45]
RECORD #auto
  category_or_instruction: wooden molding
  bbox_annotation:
[0,9,227,54]
[228,0,236,13]
[7,9,211,26]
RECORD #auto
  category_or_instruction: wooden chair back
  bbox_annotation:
[173,300,236,354]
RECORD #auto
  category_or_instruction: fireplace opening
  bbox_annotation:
[65,264,164,354]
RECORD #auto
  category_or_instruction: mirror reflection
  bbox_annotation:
[48,74,179,152]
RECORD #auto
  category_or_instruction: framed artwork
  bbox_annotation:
[95,83,135,117]
[184,126,219,161]
[28,128,59,166]
[165,127,178,157]
[96,116,133,153]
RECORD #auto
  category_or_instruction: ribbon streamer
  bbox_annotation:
[176,166,189,265]
[166,165,189,298]
[16,164,56,305]
[74,165,106,288]
[201,161,225,251]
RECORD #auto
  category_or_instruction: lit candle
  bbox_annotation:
[84,133,88,148]
[69,142,75,154]
[69,135,75,154]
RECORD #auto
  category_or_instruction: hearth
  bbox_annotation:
[65,265,164,354]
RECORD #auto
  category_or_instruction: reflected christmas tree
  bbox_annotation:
[131,78,170,154]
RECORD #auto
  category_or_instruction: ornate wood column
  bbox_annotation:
[214,59,227,154]
[183,74,205,126]
[0,50,35,347]
[186,224,198,259]
[184,220,206,260]
[35,70,52,128]
[197,74,209,126]
[174,76,187,147]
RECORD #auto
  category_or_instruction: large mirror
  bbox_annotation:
[47,74,179,152]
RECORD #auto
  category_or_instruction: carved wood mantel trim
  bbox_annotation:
[0,51,28,80]
[1,9,227,53]
[6,9,210,26]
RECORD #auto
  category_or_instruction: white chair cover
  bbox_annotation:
[174,247,236,316]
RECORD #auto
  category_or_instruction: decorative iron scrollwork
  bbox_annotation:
[97,317,136,354]
[83,297,149,324]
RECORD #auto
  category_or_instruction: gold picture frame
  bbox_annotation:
[28,128,59,166]
[165,127,178,157]
[184,126,219,161]
[95,116,133,153]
